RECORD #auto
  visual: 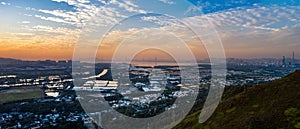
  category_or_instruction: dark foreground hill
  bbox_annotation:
[174,70,300,129]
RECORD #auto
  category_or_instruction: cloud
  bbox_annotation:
[5,0,299,59]
[242,25,280,32]
[37,9,85,26]
[20,21,30,24]
[36,0,143,28]
[78,0,90,3]
[0,30,76,50]
[98,0,108,5]
[0,2,10,5]
[158,0,175,5]
[100,21,198,49]
[195,5,300,57]
[108,4,300,48]
[34,14,71,24]
[30,25,80,36]
[109,0,147,14]
[141,15,181,26]
[98,4,300,58]
[38,0,98,27]
[13,33,34,36]
[13,0,136,51]
[0,31,76,60]
[199,5,300,33]
[51,0,75,5]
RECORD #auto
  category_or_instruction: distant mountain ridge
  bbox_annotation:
[0,57,23,64]
[175,70,300,129]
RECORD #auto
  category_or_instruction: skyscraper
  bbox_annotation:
[293,51,295,65]
[282,56,286,66]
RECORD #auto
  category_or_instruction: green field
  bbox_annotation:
[0,86,44,104]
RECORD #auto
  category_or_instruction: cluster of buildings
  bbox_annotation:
[0,111,90,129]
[0,58,299,128]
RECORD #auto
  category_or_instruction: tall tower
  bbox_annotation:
[293,51,295,65]
[282,56,286,66]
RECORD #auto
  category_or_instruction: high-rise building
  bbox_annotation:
[293,51,295,65]
[282,56,286,66]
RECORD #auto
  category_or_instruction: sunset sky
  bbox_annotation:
[0,0,299,60]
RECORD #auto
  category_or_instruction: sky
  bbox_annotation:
[0,0,299,60]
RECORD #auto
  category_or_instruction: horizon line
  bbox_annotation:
[1,57,299,62]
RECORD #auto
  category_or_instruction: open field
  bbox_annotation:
[0,86,44,104]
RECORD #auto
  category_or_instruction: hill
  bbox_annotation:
[174,70,300,129]
[0,57,22,64]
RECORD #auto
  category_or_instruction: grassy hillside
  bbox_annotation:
[174,70,300,129]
